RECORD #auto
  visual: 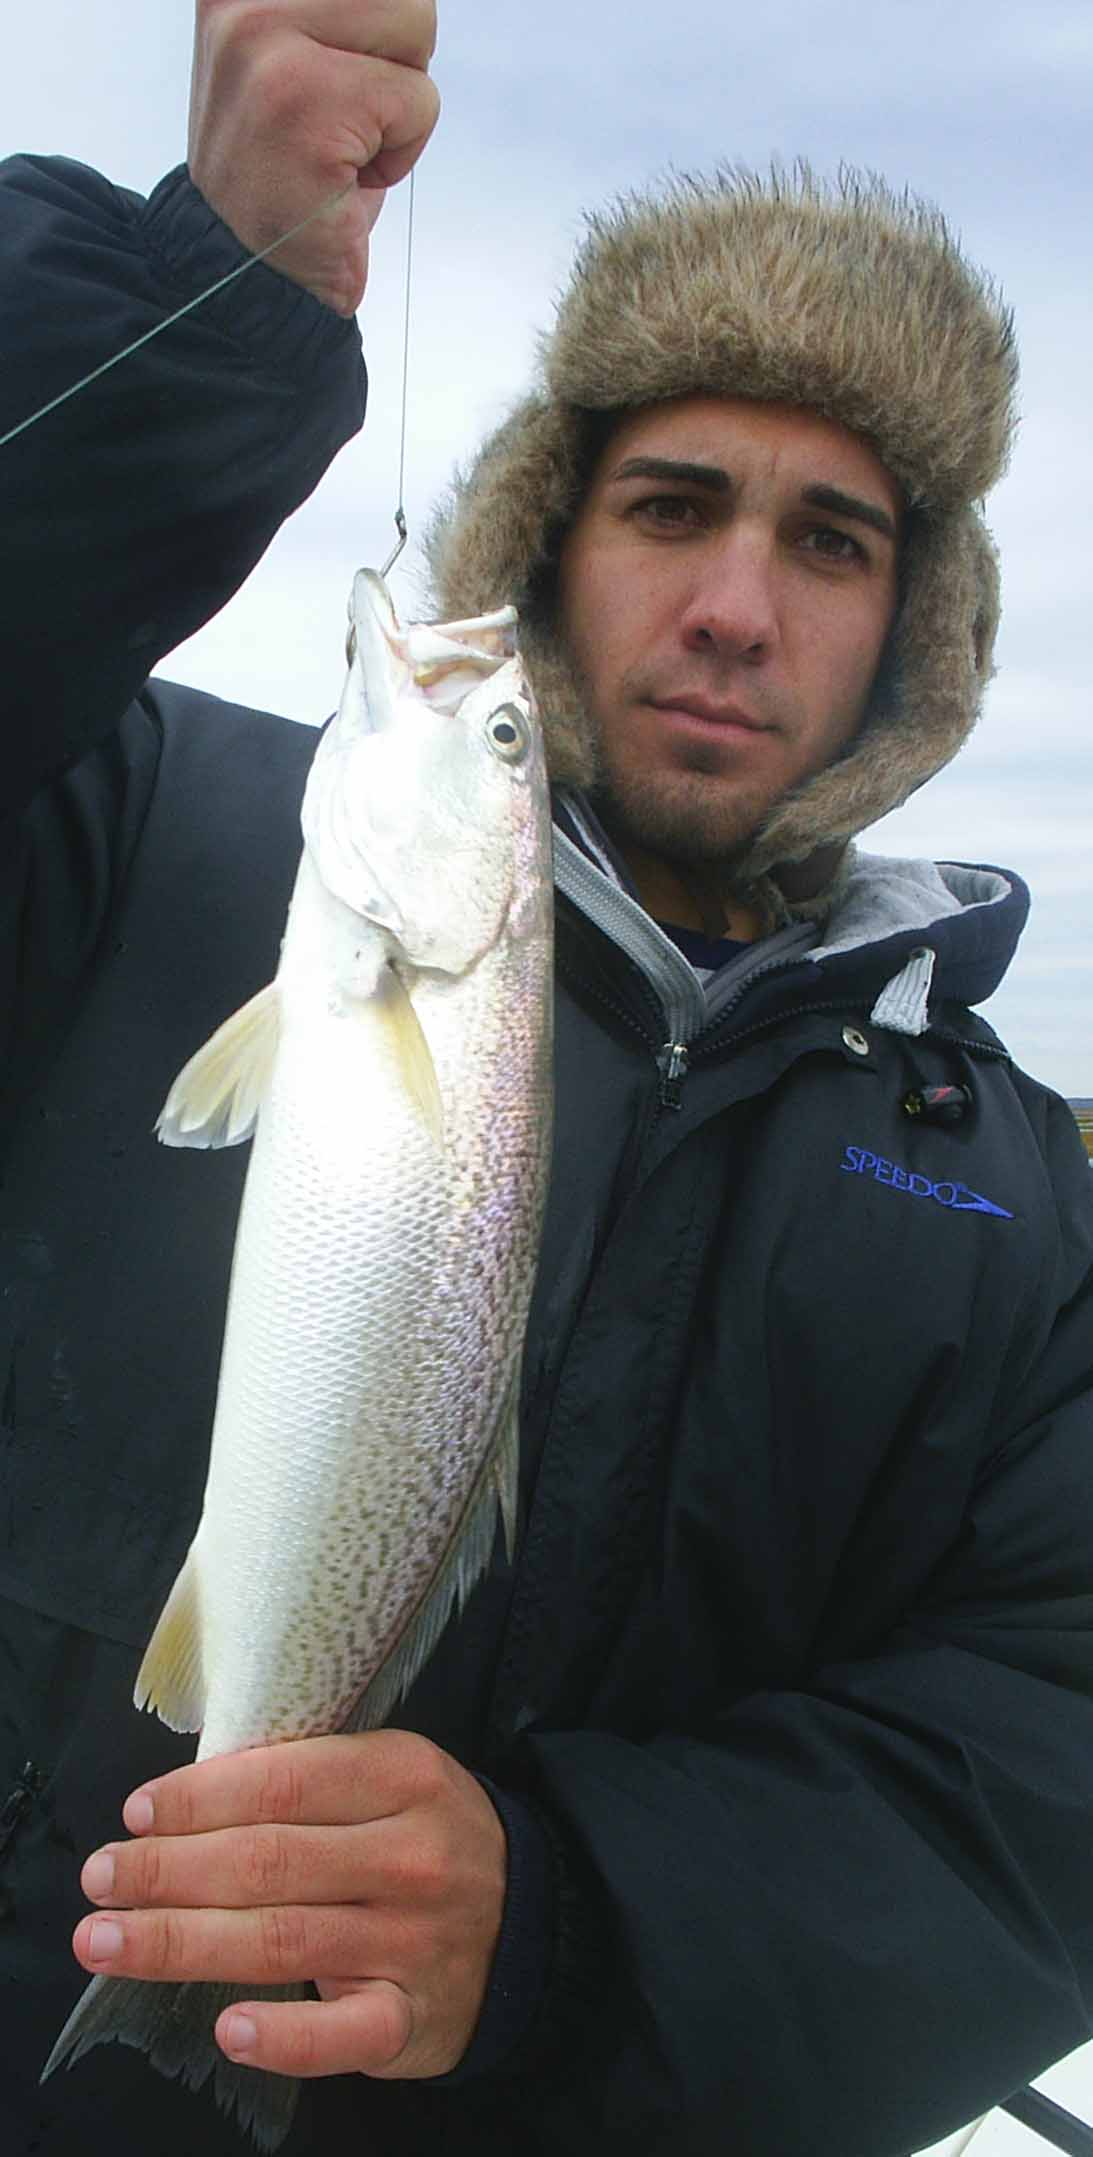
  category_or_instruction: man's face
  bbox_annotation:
[557,396,902,902]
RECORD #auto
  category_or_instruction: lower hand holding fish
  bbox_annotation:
[72,1730,508,2082]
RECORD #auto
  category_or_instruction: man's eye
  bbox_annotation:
[802,526,864,563]
[632,495,704,530]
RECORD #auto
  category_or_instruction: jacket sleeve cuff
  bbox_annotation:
[427,1778,556,2085]
[139,165,361,380]
[431,1774,618,2089]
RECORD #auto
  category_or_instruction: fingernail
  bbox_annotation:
[82,1850,116,1901]
[87,1918,124,1965]
[123,1789,155,1834]
[223,2014,257,2058]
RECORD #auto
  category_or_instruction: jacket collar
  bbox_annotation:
[554,791,1029,1043]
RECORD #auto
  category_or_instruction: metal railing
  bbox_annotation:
[1071,1101,1093,1158]
[1001,2088,1093,2152]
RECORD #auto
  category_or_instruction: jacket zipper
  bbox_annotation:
[566,958,1009,1118]
[656,1042,690,1108]
[554,830,1011,1106]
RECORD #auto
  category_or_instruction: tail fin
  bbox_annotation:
[42,1972,306,2152]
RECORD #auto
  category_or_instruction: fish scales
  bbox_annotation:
[43,570,554,2147]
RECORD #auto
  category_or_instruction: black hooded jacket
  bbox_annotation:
[2,158,1093,2157]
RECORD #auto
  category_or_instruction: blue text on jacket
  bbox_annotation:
[840,1145,1014,1219]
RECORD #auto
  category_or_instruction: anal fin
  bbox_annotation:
[134,1545,206,1733]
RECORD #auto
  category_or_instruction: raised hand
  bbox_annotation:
[188,0,440,313]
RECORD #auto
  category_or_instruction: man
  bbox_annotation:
[3,5,1092,2154]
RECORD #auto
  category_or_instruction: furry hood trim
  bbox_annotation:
[426,166,1018,925]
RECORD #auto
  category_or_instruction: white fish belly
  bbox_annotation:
[192,1008,465,1757]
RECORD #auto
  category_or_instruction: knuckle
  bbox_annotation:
[158,1775,197,1836]
[259,1901,308,1974]
[408,1826,450,1903]
[241,1828,292,1903]
[403,1733,449,1802]
[417,74,442,131]
[246,43,308,128]
[282,2016,320,2077]
[149,1909,186,1980]
[367,1984,412,2071]
[133,1837,167,1904]
[206,1,280,54]
[253,1754,305,1827]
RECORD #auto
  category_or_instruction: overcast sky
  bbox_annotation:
[4,1,1090,1097]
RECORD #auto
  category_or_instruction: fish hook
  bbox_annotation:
[380,508,408,578]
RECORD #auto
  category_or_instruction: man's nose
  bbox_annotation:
[678,526,779,660]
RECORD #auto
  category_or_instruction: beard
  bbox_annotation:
[589,740,780,878]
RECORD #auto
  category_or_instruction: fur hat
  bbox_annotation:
[426,166,1018,921]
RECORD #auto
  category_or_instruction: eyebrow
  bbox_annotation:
[802,484,898,542]
[611,456,731,492]
[609,458,898,542]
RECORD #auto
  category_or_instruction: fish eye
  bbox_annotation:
[486,704,530,763]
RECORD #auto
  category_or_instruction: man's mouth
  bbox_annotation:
[648,695,771,735]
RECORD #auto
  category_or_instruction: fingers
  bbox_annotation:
[72,1898,401,1986]
[82,1821,380,1913]
[121,1730,449,1838]
[217,1984,414,2079]
[188,0,440,310]
[80,1809,454,1914]
[197,0,437,71]
[347,55,441,188]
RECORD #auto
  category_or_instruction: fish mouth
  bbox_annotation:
[344,573,522,731]
[404,609,518,704]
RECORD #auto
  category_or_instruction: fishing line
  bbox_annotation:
[0,180,354,454]
[380,166,416,577]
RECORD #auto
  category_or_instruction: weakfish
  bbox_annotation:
[43,569,554,2147]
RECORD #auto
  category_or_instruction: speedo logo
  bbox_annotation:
[841,1145,1014,1219]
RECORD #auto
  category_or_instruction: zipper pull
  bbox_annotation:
[657,1041,690,1109]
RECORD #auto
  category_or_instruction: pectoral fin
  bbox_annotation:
[156,983,279,1149]
[133,1546,206,1733]
[371,966,444,1147]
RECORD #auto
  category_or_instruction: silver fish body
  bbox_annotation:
[43,570,554,2145]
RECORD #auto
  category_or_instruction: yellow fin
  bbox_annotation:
[372,967,444,1146]
[134,1547,206,1733]
[156,982,279,1149]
